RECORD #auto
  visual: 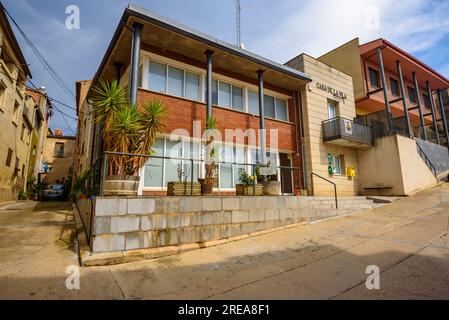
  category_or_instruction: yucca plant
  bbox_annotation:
[92,80,167,177]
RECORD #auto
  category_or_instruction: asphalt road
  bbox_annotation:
[0,184,448,299]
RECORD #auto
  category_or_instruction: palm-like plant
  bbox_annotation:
[204,116,219,180]
[92,80,167,177]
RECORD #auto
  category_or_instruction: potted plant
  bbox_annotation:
[199,116,219,195]
[93,80,166,196]
[236,169,264,196]
[167,164,201,196]
[70,167,94,202]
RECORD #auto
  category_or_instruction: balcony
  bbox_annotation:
[323,117,373,149]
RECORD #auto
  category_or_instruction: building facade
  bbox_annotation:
[0,4,33,202]
[41,130,76,186]
[75,5,449,199]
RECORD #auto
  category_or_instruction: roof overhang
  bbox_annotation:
[91,4,311,94]
[360,39,449,91]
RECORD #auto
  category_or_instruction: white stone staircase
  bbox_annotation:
[305,196,376,221]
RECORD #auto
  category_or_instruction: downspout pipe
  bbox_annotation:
[129,23,143,105]
[257,70,267,165]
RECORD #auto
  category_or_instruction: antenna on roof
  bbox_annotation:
[236,0,244,49]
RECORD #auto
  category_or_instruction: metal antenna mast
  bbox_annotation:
[236,0,241,47]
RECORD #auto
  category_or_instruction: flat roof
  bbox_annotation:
[91,4,311,94]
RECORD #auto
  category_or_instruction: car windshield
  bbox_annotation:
[51,185,64,191]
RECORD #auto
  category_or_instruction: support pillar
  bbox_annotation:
[437,89,449,149]
[129,23,143,105]
[205,50,214,120]
[257,70,267,165]
[427,81,440,145]
[396,60,412,137]
[377,48,392,131]
[413,72,427,141]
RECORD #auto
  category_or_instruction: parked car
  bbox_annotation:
[42,184,65,200]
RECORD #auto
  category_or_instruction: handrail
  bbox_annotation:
[310,172,338,209]
[416,143,437,177]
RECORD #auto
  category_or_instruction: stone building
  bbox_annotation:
[41,129,76,186]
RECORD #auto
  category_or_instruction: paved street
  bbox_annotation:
[1,184,449,299]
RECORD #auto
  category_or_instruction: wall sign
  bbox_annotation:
[315,82,348,102]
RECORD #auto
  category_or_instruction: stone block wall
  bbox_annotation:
[89,196,310,253]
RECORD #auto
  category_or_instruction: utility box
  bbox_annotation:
[347,167,356,177]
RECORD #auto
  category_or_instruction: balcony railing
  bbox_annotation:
[323,117,373,148]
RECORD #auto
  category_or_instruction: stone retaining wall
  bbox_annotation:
[84,196,311,253]
[78,196,373,253]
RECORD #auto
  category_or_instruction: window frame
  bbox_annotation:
[54,142,65,158]
[332,155,343,176]
[390,77,400,97]
[5,148,13,167]
[408,86,417,104]
[368,68,380,89]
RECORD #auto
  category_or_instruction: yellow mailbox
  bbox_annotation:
[347,167,356,177]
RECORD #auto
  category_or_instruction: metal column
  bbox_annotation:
[205,50,214,120]
[437,89,449,149]
[427,81,440,145]
[396,60,412,137]
[257,70,267,165]
[413,72,427,141]
[129,23,143,105]
[377,48,392,131]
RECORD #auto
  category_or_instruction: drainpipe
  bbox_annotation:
[396,60,412,137]
[413,72,427,141]
[427,81,440,145]
[129,23,143,105]
[257,70,267,165]
[205,50,214,120]
[377,48,392,131]
[437,89,449,150]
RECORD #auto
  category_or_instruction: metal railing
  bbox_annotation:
[100,151,302,197]
[416,143,437,177]
[310,172,338,209]
[322,117,373,146]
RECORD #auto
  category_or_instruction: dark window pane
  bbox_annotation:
[264,95,275,118]
[408,87,417,104]
[390,78,400,96]
[232,86,243,111]
[369,68,380,88]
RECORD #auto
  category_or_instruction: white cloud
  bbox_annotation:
[245,0,449,63]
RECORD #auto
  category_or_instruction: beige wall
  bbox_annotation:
[358,135,437,196]
[287,54,361,196]
[0,27,31,201]
[42,136,76,185]
[318,38,365,101]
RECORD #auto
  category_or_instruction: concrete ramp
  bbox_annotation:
[415,139,449,175]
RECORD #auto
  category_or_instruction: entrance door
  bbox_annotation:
[279,153,293,194]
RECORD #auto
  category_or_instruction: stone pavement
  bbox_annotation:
[0,184,448,299]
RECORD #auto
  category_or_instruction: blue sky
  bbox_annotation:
[3,0,449,135]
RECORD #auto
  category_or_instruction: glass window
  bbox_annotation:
[275,99,288,121]
[232,87,243,111]
[183,141,200,182]
[185,72,200,101]
[219,145,233,189]
[332,155,342,175]
[408,86,417,104]
[167,66,184,97]
[234,146,245,187]
[211,80,218,105]
[165,140,183,184]
[423,94,431,109]
[219,82,232,108]
[149,61,167,93]
[369,68,380,88]
[390,78,400,96]
[144,139,164,187]
[248,91,259,115]
[264,95,275,118]
[54,143,65,157]
[327,102,337,119]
